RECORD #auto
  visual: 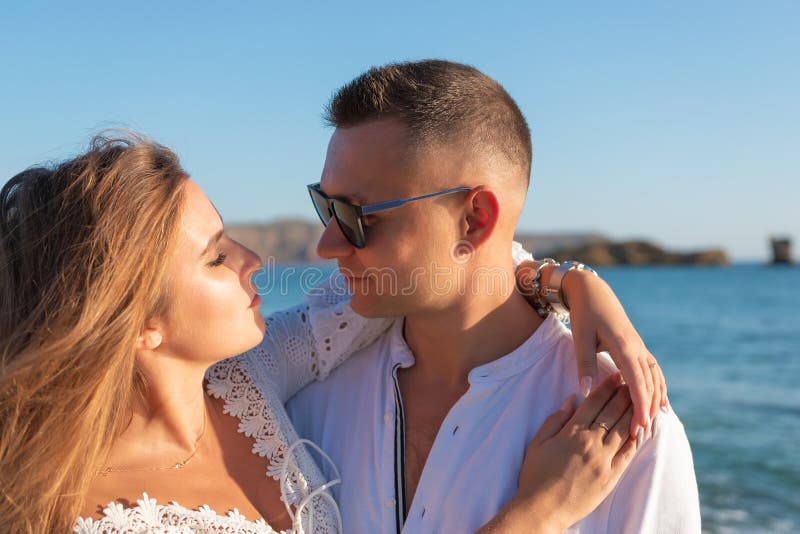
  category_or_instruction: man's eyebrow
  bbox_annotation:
[339,195,368,206]
[349,193,368,205]
[201,228,225,257]
[322,186,368,205]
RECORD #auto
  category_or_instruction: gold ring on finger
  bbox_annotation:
[648,362,657,368]
[595,422,610,433]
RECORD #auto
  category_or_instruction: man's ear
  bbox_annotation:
[136,323,163,352]
[463,186,500,248]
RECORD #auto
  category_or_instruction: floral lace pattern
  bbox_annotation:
[74,493,285,534]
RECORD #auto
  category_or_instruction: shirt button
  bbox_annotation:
[384,498,396,509]
[384,413,392,424]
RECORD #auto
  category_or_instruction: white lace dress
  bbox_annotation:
[73,274,393,534]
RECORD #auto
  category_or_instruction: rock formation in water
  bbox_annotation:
[538,240,728,266]
[770,237,793,264]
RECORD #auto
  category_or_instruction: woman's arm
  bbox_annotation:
[477,374,637,533]
[512,243,667,440]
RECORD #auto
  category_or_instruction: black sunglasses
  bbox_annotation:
[307,182,473,248]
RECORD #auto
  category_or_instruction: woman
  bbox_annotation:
[0,133,658,532]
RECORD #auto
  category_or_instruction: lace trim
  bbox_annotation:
[205,356,339,533]
[206,357,304,489]
[73,492,284,533]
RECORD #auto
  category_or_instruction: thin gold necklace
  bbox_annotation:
[98,406,208,477]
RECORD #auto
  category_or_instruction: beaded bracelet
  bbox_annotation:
[529,258,559,317]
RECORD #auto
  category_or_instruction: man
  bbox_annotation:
[288,60,700,532]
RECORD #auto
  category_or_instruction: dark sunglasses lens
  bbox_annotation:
[331,201,364,248]
[308,188,332,225]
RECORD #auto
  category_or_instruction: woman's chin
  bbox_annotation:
[220,318,268,360]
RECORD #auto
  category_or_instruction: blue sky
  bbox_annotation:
[1,1,797,260]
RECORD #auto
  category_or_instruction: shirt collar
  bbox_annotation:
[387,314,568,381]
[468,314,567,383]
[387,318,415,368]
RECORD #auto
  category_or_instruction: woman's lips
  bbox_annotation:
[250,294,262,308]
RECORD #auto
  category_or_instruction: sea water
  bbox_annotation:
[260,264,800,533]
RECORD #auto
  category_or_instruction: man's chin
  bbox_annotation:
[349,293,401,319]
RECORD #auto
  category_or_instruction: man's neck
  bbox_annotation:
[397,277,544,511]
[402,288,543,388]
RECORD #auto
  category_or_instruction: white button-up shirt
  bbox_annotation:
[287,314,701,533]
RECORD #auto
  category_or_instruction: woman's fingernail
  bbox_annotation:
[636,427,644,448]
[645,416,652,438]
[660,404,669,414]
[580,376,593,397]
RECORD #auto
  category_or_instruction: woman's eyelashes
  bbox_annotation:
[207,251,228,267]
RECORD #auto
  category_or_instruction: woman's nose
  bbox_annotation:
[236,244,263,280]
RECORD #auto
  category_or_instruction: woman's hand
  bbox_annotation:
[477,374,638,534]
[516,261,667,440]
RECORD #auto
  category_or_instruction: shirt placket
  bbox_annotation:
[390,362,407,533]
[401,380,494,533]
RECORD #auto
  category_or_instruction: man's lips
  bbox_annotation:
[338,267,364,280]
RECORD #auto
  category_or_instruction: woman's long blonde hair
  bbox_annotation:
[0,133,188,532]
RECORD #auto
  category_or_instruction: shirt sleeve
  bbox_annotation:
[241,272,395,403]
[602,409,702,533]
[512,240,535,265]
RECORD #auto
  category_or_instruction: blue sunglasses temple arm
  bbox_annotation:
[360,186,473,215]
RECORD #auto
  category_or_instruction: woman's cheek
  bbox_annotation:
[205,271,249,314]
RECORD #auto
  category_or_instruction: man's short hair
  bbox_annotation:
[324,60,532,185]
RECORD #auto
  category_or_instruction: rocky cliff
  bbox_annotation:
[526,238,729,266]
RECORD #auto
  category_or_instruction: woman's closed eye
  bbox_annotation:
[207,251,228,267]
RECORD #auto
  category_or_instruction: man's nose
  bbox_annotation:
[316,220,355,260]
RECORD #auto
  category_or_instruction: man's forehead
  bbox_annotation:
[320,122,471,202]
[320,121,419,202]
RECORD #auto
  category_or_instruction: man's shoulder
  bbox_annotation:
[513,318,620,387]
[594,404,700,532]
[644,406,693,456]
[610,404,696,502]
